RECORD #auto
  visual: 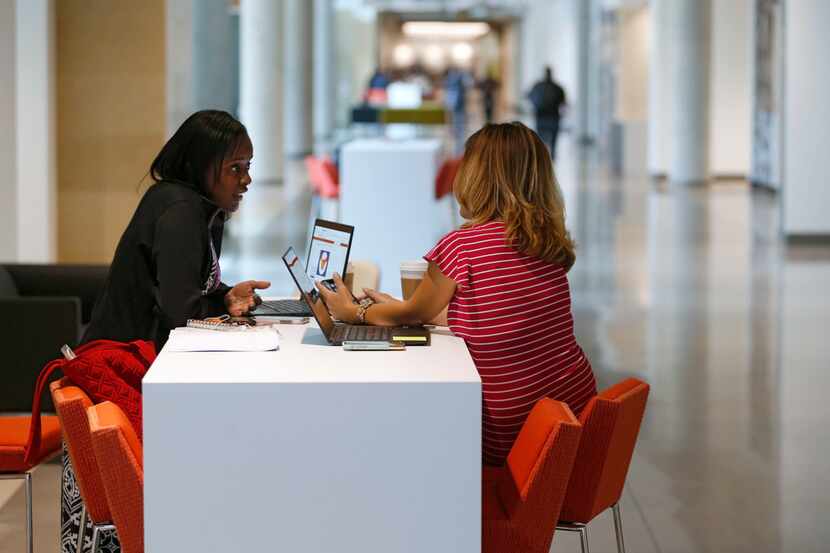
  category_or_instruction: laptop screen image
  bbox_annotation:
[305,219,354,284]
[283,246,335,338]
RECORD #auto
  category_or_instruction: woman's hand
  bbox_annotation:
[357,288,400,305]
[225,280,271,316]
[315,273,359,323]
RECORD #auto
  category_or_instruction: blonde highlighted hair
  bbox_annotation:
[453,122,576,270]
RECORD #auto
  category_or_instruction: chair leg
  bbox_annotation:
[556,523,590,553]
[578,525,590,553]
[76,506,88,553]
[612,502,626,553]
[90,525,100,553]
[24,472,33,553]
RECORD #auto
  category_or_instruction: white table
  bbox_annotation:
[340,138,452,295]
[143,322,481,553]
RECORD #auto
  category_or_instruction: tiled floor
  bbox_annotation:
[2,137,828,552]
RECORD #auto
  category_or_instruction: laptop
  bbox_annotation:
[282,246,430,346]
[254,219,355,317]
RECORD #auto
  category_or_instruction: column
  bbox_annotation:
[283,0,312,157]
[240,0,282,183]
[193,0,236,113]
[669,0,711,184]
[313,0,336,143]
[0,0,56,262]
[165,0,193,136]
[647,0,671,177]
[576,0,591,144]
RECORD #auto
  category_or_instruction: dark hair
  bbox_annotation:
[150,110,249,195]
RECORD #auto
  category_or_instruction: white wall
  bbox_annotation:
[783,0,830,235]
[709,0,751,176]
[520,0,579,127]
[0,0,56,263]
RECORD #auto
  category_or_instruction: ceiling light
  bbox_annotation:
[402,21,490,40]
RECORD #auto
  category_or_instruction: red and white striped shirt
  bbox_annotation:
[425,221,596,466]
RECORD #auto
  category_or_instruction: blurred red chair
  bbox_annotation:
[435,156,462,200]
[305,155,340,223]
[0,410,62,553]
[88,401,144,553]
[482,398,583,553]
[557,378,650,553]
[51,378,115,553]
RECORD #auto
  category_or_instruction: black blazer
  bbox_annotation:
[82,180,231,350]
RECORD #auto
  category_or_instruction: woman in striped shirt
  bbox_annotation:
[318,122,596,466]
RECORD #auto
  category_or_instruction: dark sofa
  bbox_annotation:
[0,263,109,412]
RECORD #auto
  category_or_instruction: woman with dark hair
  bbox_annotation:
[82,110,269,349]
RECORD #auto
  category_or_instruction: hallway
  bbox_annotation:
[2,139,828,553]
[220,137,830,551]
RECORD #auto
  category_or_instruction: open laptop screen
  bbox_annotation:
[283,246,335,337]
[305,219,354,284]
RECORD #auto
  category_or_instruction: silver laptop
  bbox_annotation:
[254,219,354,317]
[282,246,430,346]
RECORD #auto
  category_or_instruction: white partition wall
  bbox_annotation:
[782,0,830,236]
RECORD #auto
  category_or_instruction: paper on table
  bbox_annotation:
[166,326,280,352]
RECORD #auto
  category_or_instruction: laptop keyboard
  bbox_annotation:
[256,300,312,316]
[336,325,390,342]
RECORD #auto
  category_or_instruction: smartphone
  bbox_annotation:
[320,278,357,301]
[342,341,406,351]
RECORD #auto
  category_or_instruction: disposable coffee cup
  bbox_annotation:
[400,260,428,300]
[344,262,355,294]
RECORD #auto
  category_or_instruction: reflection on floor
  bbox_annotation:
[2,138,829,553]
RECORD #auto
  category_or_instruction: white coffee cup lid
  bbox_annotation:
[400,260,428,272]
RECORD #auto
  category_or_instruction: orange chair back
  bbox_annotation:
[88,401,144,553]
[50,378,111,523]
[435,156,462,199]
[560,378,650,523]
[305,156,340,199]
[498,399,582,549]
[304,156,323,194]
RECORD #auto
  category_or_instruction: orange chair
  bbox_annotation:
[51,379,116,553]
[305,155,340,223]
[435,156,462,200]
[557,378,650,553]
[0,412,62,553]
[482,398,583,553]
[88,402,144,553]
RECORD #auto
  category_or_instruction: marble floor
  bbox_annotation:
[2,137,829,552]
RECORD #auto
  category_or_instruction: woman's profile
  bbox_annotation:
[83,110,269,349]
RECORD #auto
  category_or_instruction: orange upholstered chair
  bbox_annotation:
[88,402,144,553]
[0,411,62,553]
[50,378,116,553]
[435,156,462,200]
[305,155,340,222]
[482,398,583,553]
[557,378,650,553]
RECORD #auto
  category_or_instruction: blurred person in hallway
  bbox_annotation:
[444,66,472,154]
[477,67,500,124]
[528,66,567,159]
[318,122,596,466]
[82,110,270,350]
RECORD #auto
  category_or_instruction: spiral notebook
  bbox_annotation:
[165,326,280,352]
